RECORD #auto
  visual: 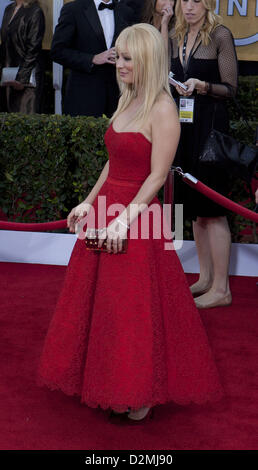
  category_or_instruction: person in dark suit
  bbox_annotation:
[0,0,45,113]
[51,0,134,117]
[120,0,145,23]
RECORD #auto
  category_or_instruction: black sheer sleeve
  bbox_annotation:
[170,25,238,100]
[209,26,238,98]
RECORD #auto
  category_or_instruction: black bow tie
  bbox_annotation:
[98,1,115,10]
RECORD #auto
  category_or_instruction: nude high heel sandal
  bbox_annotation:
[127,407,154,423]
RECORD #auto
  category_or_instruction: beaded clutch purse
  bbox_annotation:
[85,228,127,253]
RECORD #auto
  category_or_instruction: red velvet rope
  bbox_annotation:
[0,173,257,231]
[0,219,67,231]
[183,176,258,223]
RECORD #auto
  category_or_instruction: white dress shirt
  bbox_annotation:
[94,0,115,50]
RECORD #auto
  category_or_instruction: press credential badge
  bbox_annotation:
[179,97,195,123]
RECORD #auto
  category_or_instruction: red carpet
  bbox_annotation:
[0,261,257,450]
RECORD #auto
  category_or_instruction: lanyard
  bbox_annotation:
[182,30,201,78]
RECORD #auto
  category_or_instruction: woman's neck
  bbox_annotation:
[188,16,206,35]
[132,92,144,106]
[15,0,23,6]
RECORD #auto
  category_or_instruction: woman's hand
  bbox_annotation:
[161,4,174,26]
[174,82,188,96]
[98,218,128,254]
[175,78,206,97]
[67,201,92,233]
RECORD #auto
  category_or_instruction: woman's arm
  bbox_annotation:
[83,161,109,206]
[67,161,109,232]
[160,20,169,52]
[210,26,238,98]
[160,5,174,53]
[16,8,45,84]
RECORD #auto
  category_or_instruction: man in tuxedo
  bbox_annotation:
[120,0,145,23]
[51,0,134,117]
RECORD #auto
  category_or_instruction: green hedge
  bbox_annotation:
[0,113,109,226]
[0,112,257,242]
[227,76,258,122]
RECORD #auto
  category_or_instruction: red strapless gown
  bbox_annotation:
[37,124,223,412]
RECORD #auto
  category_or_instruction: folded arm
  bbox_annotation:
[16,9,45,84]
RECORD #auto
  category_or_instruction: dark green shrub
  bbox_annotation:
[0,113,109,227]
[228,76,258,122]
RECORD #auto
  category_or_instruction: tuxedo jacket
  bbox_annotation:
[51,0,134,117]
[121,0,145,23]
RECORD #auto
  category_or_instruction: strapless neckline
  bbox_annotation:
[111,122,152,145]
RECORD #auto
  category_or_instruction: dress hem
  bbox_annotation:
[36,377,224,413]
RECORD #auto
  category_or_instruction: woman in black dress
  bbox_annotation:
[170,0,238,309]
[0,0,45,113]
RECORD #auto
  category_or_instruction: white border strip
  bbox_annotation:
[0,231,257,276]
[53,0,63,115]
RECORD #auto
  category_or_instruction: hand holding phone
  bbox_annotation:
[168,72,188,91]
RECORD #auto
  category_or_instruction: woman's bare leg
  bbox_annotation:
[195,216,232,308]
[190,218,213,294]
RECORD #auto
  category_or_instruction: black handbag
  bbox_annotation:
[199,102,258,184]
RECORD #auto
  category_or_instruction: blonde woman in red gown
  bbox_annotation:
[37,23,223,422]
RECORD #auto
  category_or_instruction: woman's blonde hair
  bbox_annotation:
[174,0,222,46]
[111,23,171,128]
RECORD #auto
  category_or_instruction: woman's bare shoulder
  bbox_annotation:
[152,93,178,122]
